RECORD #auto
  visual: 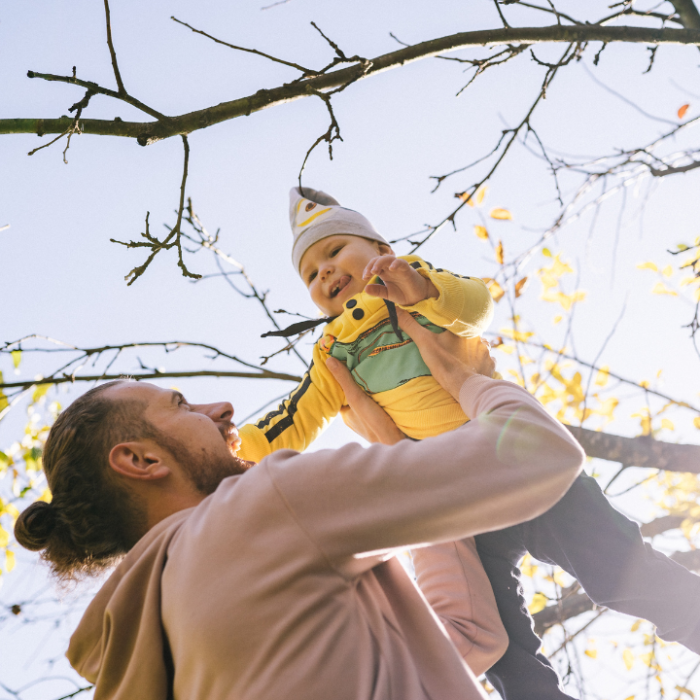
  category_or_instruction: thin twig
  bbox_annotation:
[171,17,317,75]
[103,0,125,94]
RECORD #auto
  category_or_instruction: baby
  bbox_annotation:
[239,187,700,697]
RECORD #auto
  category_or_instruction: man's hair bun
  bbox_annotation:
[14,501,57,552]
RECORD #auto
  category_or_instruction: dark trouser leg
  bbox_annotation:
[476,530,575,700]
[519,473,700,652]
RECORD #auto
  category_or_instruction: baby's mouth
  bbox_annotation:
[330,275,351,298]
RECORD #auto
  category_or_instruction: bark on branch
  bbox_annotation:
[4,25,700,146]
[670,0,700,29]
[566,425,700,474]
[0,368,303,390]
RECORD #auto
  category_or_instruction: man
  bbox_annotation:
[15,312,585,700]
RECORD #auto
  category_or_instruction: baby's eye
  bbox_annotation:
[330,246,343,258]
[308,270,317,283]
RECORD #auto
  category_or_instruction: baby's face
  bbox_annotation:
[300,235,389,317]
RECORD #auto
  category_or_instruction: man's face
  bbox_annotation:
[107,382,250,495]
[300,235,387,317]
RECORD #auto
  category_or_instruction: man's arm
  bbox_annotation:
[263,371,585,578]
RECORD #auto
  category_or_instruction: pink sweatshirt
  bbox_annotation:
[67,376,584,700]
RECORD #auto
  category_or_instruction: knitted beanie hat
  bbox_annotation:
[289,186,388,274]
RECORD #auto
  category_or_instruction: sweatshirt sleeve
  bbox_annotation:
[237,342,346,463]
[400,256,494,338]
[412,539,508,676]
[264,375,585,579]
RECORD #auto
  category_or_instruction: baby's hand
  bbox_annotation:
[363,255,438,306]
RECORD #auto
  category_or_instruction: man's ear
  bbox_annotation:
[377,242,394,256]
[108,442,171,481]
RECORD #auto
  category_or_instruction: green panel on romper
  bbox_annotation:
[328,314,445,394]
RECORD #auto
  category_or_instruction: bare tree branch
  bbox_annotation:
[670,0,700,29]
[566,425,700,474]
[171,17,318,75]
[5,26,700,145]
[640,515,685,537]
[103,0,126,94]
[110,135,197,284]
[0,368,303,391]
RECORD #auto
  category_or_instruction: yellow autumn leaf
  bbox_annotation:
[652,281,677,296]
[694,417,700,429]
[622,648,635,671]
[676,685,695,698]
[0,526,9,548]
[584,649,597,659]
[515,276,528,298]
[482,277,505,302]
[678,103,690,119]
[540,289,587,311]
[630,619,642,632]
[637,262,658,272]
[552,569,569,587]
[2,503,19,522]
[661,418,675,431]
[38,488,52,503]
[640,651,655,667]
[639,380,650,388]
[457,191,475,205]
[595,397,618,423]
[662,265,673,278]
[595,365,610,387]
[500,327,535,342]
[490,208,512,220]
[496,344,515,354]
[553,315,563,325]
[32,382,51,403]
[475,185,488,205]
[5,550,15,573]
[528,592,548,614]
[623,696,635,700]
[542,248,552,257]
[695,287,700,303]
[495,240,504,265]
[474,225,489,240]
[521,554,538,578]
[680,276,698,286]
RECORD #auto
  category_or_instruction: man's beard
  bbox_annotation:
[182,449,249,496]
[157,432,252,497]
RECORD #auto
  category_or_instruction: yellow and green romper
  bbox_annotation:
[238,255,494,463]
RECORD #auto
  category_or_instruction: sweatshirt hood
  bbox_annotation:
[67,510,191,700]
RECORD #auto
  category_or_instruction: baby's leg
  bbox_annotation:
[520,472,700,652]
[475,529,576,700]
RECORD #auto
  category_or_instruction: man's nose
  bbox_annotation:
[192,402,234,423]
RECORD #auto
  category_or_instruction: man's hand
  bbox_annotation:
[363,255,439,307]
[326,356,406,445]
[397,309,495,402]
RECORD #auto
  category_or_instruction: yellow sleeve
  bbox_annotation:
[399,256,494,338]
[237,342,346,463]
